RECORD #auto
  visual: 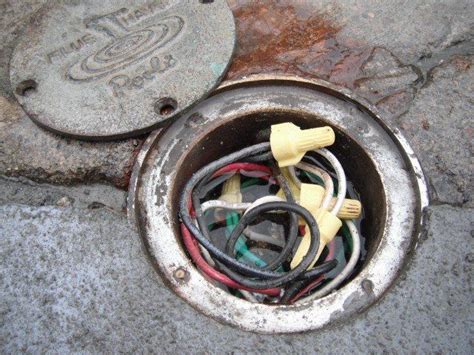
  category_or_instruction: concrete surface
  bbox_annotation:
[399,56,473,207]
[0,204,472,353]
[0,176,126,211]
[0,0,473,353]
[1,0,472,191]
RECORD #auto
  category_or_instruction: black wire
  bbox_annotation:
[181,142,295,278]
[180,142,340,291]
[219,258,336,291]
[218,201,320,289]
[181,143,324,286]
[197,172,235,199]
[240,162,299,271]
[193,170,296,272]
[243,152,274,163]
[280,259,338,303]
[188,143,296,276]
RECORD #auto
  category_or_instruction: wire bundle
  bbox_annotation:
[179,125,362,304]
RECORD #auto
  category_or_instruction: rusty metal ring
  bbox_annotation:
[128,75,429,333]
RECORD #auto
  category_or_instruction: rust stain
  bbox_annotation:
[226,1,371,89]
[451,56,471,71]
[113,138,145,190]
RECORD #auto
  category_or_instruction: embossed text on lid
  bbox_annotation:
[10,1,236,140]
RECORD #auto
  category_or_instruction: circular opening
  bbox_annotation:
[154,97,177,116]
[132,76,426,333]
[169,112,385,300]
[15,79,37,97]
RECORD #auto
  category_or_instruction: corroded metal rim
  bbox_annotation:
[128,75,429,333]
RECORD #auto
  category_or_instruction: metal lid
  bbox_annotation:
[10,0,236,140]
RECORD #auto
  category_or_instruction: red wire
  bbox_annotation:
[212,162,272,178]
[180,223,281,297]
[289,239,337,303]
[181,162,277,297]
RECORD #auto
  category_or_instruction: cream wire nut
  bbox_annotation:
[270,122,335,167]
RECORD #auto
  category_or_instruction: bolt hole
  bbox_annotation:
[361,279,374,295]
[154,97,177,116]
[16,79,37,97]
[173,267,189,282]
[199,0,214,3]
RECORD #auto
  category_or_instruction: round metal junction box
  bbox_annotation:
[10,0,236,140]
[129,75,429,333]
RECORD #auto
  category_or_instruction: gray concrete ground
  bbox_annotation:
[1,204,472,353]
[0,0,473,353]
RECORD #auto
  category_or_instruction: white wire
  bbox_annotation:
[198,150,353,303]
[240,290,258,303]
[295,162,334,210]
[201,200,250,212]
[192,218,217,266]
[287,166,302,188]
[198,199,263,303]
[304,219,361,301]
[243,228,285,248]
[315,148,346,215]
[198,245,215,266]
[240,170,270,178]
[243,195,285,216]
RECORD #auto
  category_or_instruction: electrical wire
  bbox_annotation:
[302,220,361,301]
[181,143,322,283]
[180,137,362,304]
[180,223,280,296]
[240,290,259,303]
[201,200,250,212]
[314,149,346,215]
[201,198,286,249]
[287,239,337,303]
[191,156,301,277]
[238,166,299,271]
[295,162,334,210]
[222,202,322,289]
[243,195,285,215]
[212,162,272,178]
[243,228,286,248]
[225,211,267,268]
[287,166,302,188]
[197,172,236,199]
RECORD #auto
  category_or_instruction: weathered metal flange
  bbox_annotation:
[129,75,429,333]
[10,0,235,140]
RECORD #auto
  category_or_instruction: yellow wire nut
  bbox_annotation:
[297,183,325,224]
[219,174,242,204]
[270,122,335,167]
[290,209,342,270]
[331,198,362,219]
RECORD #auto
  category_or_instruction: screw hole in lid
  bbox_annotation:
[16,79,37,97]
[154,97,178,116]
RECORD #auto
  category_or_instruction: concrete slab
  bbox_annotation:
[0,176,126,211]
[0,204,472,353]
[1,1,472,188]
[0,1,472,351]
[399,55,473,207]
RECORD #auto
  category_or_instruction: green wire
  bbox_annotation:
[241,177,261,189]
[342,223,353,253]
[205,175,293,270]
[225,211,267,268]
[302,171,324,185]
